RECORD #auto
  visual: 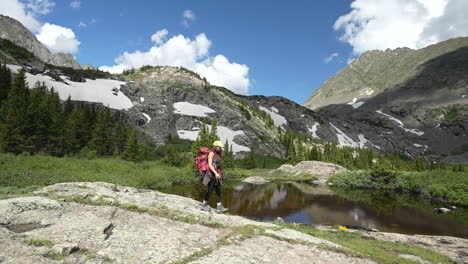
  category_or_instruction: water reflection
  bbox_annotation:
[162,182,468,238]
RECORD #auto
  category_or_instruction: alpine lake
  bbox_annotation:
[161,180,468,239]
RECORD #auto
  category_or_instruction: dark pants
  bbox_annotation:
[204,177,221,203]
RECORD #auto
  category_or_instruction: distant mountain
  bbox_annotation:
[304,38,468,163]
[0,15,81,69]
[304,37,468,110]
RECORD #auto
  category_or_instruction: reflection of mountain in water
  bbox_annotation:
[162,182,468,238]
[228,182,468,238]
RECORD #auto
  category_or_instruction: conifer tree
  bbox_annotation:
[122,130,141,162]
[64,106,89,154]
[89,107,114,156]
[0,62,12,103]
[245,147,257,169]
[223,139,234,169]
[0,69,29,153]
[63,95,74,118]
[26,83,51,153]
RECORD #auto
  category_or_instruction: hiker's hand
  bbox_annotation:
[215,173,221,179]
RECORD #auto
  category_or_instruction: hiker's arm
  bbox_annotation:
[208,152,219,177]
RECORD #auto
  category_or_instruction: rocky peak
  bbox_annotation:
[0,15,81,69]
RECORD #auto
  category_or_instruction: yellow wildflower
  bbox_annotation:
[338,226,348,231]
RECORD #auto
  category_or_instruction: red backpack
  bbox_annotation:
[194,147,210,173]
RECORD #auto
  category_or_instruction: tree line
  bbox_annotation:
[0,65,141,162]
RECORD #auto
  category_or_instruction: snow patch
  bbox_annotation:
[209,125,251,153]
[360,88,375,96]
[330,123,376,149]
[173,102,216,117]
[178,125,250,153]
[6,64,23,73]
[300,114,305,117]
[142,113,151,123]
[140,97,145,103]
[259,106,287,128]
[330,123,358,148]
[307,122,320,139]
[177,130,199,141]
[348,97,357,104]
[462,94,466,98]
[352,102,365,109]
[376,110,424,136]
[10,67,133,110]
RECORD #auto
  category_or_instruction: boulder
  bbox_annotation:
[269,161,347,185]
[241,176,271,185]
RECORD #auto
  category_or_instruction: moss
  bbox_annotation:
[276,223,456,264]
[171,247,214,264]
[27,238,53,248]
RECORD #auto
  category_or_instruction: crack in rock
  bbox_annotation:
[103,223,116,240]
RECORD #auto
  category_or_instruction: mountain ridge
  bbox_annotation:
[0,15,81,69]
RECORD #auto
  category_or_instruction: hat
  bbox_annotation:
[213,140,223,148]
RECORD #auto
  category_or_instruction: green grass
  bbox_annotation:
[277,223,456,264]
[0,153,197,197]
[332,169,468,206]
[27,238,53,248]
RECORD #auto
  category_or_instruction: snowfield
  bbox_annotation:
[259,106,287,128]
[173,102,216,117]
[7,65,133,110]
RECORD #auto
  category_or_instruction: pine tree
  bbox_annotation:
[64,106,89,154]
[26,83,51,153]
[122,130,141,162]
[63,95,74,118]
[89,107,114,156]
[0,69,29,154]
[46,88,65,156]
[207,118,220,145]
[114,122,128,155]
[223,139,234,169]
[245,147,257,169]
[0,62,12,103]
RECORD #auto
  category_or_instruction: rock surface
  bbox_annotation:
[241,176,271,184]
[0,182,466,263]
[0,15,81,69]
[269,161,347,185]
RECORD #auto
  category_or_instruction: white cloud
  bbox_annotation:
[0,0,54,32]
[151,29,168,45]
[36,23,80,53]
[182,9,196,27]
[334,0,468,54]
[70,1,80,9]
[324,53,339,63]
[99,30,251,94]
[78,21,86,27]
[25,0,55,15]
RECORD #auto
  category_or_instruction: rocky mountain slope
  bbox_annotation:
[304,38,468,163]
[1,16,467,162]
[0,15,81,69]
[0,182,466,263]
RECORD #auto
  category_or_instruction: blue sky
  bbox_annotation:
[2,0,468,104]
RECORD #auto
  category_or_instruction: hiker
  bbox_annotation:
[201,140,228,212]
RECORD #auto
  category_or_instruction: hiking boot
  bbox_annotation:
[199,201,211,211]
[216,203,228,212]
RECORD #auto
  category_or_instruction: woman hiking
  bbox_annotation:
[201,140,228,212]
